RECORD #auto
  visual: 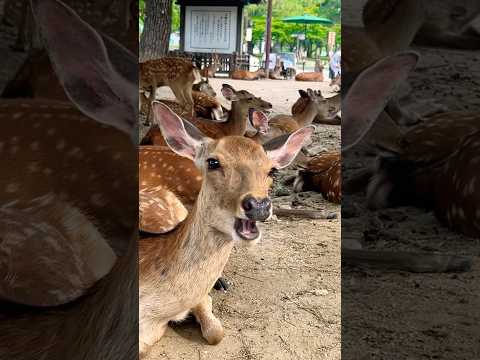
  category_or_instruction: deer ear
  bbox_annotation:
[342,51,419,151]
[266,126,315,169]
[31,0,137,141]
[221,86,239,101]
[249,109,269,134]
[152,102,207,160]
[298,90,308,98]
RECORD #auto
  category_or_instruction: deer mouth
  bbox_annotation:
[234,218,259,241]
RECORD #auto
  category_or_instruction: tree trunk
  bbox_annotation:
[139,0,171,62]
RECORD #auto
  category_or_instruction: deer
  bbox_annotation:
[139,57,202,125]
[292,90,341,125]
[330,74,341,92]
[192,77,216,97]
[200,52,220,78]
[141,84,272,146]
[139,101,313,356]
[269,58,283,80]
[140,77,221,123]
[3,0,135,52]
[249,89,328,145]
[0,0,138,358]
[231,68,266,80]
[293,151,341,204]
[295,71,324,82]
[341,51,475,273]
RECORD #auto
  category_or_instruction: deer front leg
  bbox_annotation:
[139,318,168,358]
[192,295,224,345]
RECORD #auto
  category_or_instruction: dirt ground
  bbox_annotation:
[342,1,480,357]
[146,78,341,360]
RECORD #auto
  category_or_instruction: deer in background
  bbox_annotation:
[292,90,341,125]
[139,101,313,355]
[0,0,138,358]
[250,89,330,144]
[141,84,272,147]
[293,151,341,204]
[139,57,202,125]
[231,68,266,80]
[200,52,220,78]
[295,71,324,82]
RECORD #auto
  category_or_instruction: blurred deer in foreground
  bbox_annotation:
[139,57,202,124]
[0,0,137,358]
[141,84,272,147]
[139,101,313,356]
[342,51,475,272]
[231,68,266,80]
[3,0,135,52]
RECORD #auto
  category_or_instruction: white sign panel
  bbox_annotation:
[184,6,238,54]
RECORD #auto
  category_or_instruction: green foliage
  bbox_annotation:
[248,0,340,55]
[139,0,180,34]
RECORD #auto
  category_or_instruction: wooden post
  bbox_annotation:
[264,0,273,79]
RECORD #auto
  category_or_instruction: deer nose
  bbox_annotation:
[241,195,272,221]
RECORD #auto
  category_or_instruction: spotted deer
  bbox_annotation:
[0,0,137,358]
[141,84,272,146]
[250,89,328,144]
[292,90,341,125]
[293,151,341,204]
[200,52,220,78]
[231,68,266,80]
[192,77,216,97]
[139,57,202,124]
[139,101,313,355]
[342,51,475,272]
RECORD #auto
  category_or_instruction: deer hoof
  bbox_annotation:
[213,277,229,291]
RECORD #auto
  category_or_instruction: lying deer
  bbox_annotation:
[292,89,341,125]
[139,101,313,355]
[192,77,216,96]
[342,51,474,272]
[231,68,266,80]
[0,0,138,358]
[250,89,328,144]
[141,84,272,146]
[139,57,202,124]
[200,52,220,78]
[295,71,324,82]
[293,151,341,204]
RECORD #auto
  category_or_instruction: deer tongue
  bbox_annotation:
[234,218,259,240]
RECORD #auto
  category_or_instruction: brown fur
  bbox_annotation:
[141,89,272,145]
[291,92,341,124]
[231,68,266,80]
[252,89,326,144]
[139,57,201,123]
[294,151,341,203]
[367,112,480,238]
[140,136,275,355]
[295,72,324,82]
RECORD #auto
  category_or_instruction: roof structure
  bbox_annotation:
[176,0,262,5]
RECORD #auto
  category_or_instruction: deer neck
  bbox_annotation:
[171,186,234,281]
[223,100,249,136]
[294,100,319,127]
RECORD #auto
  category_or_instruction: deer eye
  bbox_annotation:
[207,158,221,170]
[268,168,278,177]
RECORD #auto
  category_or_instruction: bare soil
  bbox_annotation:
[341,1,480,356]
[147,78,341,360]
